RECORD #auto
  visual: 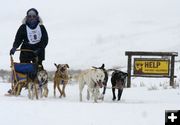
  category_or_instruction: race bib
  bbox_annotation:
[26,25,42,44]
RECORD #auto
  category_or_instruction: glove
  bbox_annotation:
[10,47,16,55]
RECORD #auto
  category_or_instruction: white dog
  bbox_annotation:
[78,68,105,103]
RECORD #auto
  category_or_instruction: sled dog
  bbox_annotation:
[78,68,105,103]
[92,64,108,100]
[111,70,128,101]
[53,63,69,97]
[37,69,48,98]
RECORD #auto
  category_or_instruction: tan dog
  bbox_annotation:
[54,63,69,98]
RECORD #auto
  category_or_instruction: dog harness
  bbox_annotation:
[39,80,48,87]
[91,78,103,88]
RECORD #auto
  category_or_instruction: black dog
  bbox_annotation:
[111,70,128,101]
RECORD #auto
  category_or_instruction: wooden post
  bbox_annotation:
[170,56,175,87]
[127,55,131,88]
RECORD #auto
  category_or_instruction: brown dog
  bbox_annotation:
[54,63,69,98]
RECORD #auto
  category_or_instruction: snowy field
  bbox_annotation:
[0,0,180,125]
[0,79,180,125]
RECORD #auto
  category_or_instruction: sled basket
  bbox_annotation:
[14,63,36,74]
[9,49,38,96]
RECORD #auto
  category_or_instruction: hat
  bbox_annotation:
[27,8,39,16]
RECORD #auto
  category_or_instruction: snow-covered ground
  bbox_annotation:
[0,78,180,125]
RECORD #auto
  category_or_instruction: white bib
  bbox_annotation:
[26,25,42,44]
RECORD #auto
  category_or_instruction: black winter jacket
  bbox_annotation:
[13,24,48,63]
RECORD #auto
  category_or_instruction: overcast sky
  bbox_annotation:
[0,0,180,70]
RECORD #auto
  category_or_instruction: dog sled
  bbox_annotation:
[7,49,39,99]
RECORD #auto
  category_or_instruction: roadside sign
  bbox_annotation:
[134,58,170,75]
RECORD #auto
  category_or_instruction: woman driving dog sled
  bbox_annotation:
[10,8,48,69]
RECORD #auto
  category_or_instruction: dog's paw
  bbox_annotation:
[59,94,62,98]
[28,94,32,100]
[112,97,116,101]
[94,100,98,103]
[98,94,104,100]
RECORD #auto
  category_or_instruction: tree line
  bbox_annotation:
[0,69,82,83]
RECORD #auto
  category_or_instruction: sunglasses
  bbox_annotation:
[27,15,37,18]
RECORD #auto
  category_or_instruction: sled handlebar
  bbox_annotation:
[10,49,39,63]
[15,49,35,53]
